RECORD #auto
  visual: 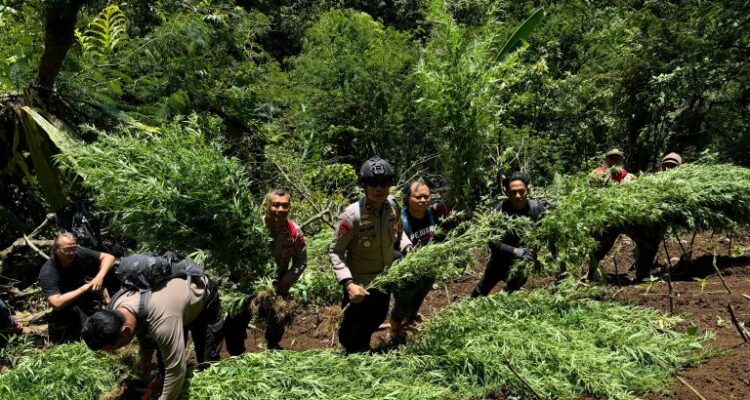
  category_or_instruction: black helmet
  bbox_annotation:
[358,156,396,184]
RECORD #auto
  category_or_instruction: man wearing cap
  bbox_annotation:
[592,147,637,184]
[588,152,683,283]
[329,156,412,353]
[660,152,683,171]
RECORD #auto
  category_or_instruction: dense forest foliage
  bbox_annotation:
[1,0,749,285]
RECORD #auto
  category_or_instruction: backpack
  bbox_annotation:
[108,252,205,322]
[401,207,438,237]
[56,202,100,248]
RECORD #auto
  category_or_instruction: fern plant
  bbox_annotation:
[75,4,128,61]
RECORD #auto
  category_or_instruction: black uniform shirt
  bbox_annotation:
[493,199,546,254]
[38,247,102,298]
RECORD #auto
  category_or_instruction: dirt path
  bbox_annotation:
[237,231,750,399]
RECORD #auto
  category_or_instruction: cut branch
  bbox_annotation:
[676,376,708,400]
[727,303,750,343]
[0,239,53,261]
[504,359,546,400]
[15,308,52,324]
[24,235,50,260]
[300,207,331,230]
[712,254,732,295]
[662,239,675,314]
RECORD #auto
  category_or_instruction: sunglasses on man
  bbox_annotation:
[362,178,394,188]
[55,246,78,256]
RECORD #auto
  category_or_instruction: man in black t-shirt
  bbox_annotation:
[38,232,116,343]
[471,172,547,297]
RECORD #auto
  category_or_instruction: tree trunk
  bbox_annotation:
[34,0,85,94]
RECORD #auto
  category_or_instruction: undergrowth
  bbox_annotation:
[185,289,711,400]
[0,290,713,399]
[0,342,131,400]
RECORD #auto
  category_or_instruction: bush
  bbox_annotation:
[58,115,273,283]
[413,1,540,208]
[286,9,421,165]
[531,163,750,273]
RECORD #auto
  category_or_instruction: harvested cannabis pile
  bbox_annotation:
[186,289,711,400]
[0,342,130,400]
[532,163,750,273]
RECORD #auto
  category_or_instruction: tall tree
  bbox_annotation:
[34,0,86,97]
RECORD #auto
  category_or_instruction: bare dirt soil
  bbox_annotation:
[237,231,750,399]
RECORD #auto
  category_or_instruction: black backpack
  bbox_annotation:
[56,202,100,248]
[108,252,205,322]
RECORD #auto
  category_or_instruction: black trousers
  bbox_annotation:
[471,249,527,297]
[185,279,224,366]
[338,288,390,353]
[391,276,434,322]
[589,226,663,281]
[224,296,287,355]
[48,302,99,344]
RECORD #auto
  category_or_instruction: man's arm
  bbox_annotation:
[45,283,93,311]
[88,251,115,292]
[329,215,354,284]
[40,266,93,311]
[277,225,308,295]
[152,316,187,400]
[398,231,413,254]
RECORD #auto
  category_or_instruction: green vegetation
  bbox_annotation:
[57,115,274,283]
[205,288,705,398]
[369,211,518,292]
[0,342,130,400]
[531,163,750,274]
[1,1,749,398]
[406,286,714,399]
[0,291,711,399]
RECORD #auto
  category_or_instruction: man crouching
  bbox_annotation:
[81,254,223,400]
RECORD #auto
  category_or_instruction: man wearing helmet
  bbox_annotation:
[329,157,413,353]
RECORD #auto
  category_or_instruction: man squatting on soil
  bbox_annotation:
[389,179,451,342]
[38,232,117,343]
[329,157,413,353]
[81,254,224,400]
[224,188,308,354]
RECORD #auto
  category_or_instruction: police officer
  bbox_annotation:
[329,157,412,353]
[224,188,307,353]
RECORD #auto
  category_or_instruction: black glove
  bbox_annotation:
[512,247,535,262]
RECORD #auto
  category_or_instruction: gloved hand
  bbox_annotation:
[512,247,535,262]
[275,273,297,297]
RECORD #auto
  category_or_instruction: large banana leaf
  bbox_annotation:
[497,7,545,62]
[15,106,80,210]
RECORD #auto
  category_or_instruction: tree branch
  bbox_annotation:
[300,207,332,230]
[272,160,335,229]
